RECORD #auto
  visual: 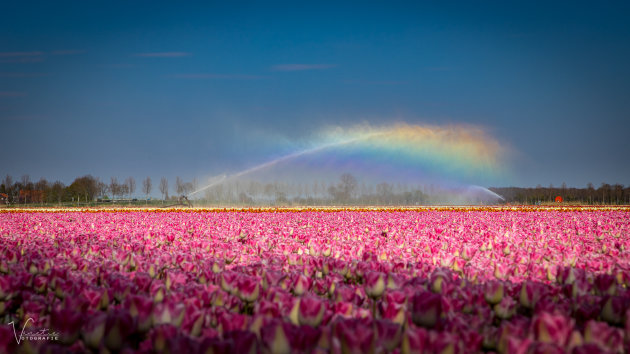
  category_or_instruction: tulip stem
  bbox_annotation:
[371,298,377,319]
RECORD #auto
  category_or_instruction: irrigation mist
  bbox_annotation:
[189,123,509,205]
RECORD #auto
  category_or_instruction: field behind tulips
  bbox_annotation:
[1,207,629,353]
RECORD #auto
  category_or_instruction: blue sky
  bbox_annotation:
[1,1,629,190]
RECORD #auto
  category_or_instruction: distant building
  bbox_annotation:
[0,193,8,204]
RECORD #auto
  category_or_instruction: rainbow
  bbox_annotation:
[191,122,510,196]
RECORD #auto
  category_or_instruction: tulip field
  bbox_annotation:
[1,207,629,353]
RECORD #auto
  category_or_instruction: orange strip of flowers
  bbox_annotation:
[1,206,629,213]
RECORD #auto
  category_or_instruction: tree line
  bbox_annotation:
[0,174,197,204]
[489,183,630,205]
[1,173,628,205]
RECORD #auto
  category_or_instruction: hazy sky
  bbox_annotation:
[1,1,629,189]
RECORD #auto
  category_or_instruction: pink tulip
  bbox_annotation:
[291,273,313,296]
[125,294,154,332]
[584,320,624,353]
[572,343,608,354]
[484,280,504,305]
[165,271,188,290]
[104,310,134,351]
[298,296,326,327]
[401,327,428,354]
[152,301,185,327]
[261,321,291,354]
[430,331,460,354]
[364,271,386,299]
[429,268,451,294]
[219,271,240,295]
[374,319,402,351]
[217,309,249,333]
[494,295,518,320]
[226,331,258,354]
[0,275,16,300]
[519,280,544,309]
[601,295,630,325]
[410,291,442,328]
[237,275,261,302]
[334,318,374,354]
[50,307,83,344]
[533,311,574,346]
[594,273,617,295]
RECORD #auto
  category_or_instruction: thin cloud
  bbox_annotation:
[0,72,49,78]
[172,73,267,80]
[342,79,407,85]
[51,50,85,55]
[0,51,43,57]
[0,91,27,97]
[0,52,44,64]
[0,58,44,64]
[134,52,192,58]
[271,64,337,71]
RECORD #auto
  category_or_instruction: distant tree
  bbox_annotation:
[183,182,193,195]
[376,182,393,204]
[68,175,99,202]
[175,176,184,196]
[110,177,120,199]
[120,183,129,198]
[613,184,624,205]
[125,177,136,198]
[97,180,109,198]
[587,183,594,204]
[21,175,31,187]
[159,177,169,201]
[48,181,65,203]
[1,175,14,202]
[339,173,358,202]
[600,183,611,204]
[143,177,152,199]
[34,178,49,203]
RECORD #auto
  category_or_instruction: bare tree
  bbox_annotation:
[143,177,152,199]
[175,176,184,196]
[2,175,14,203]
[21,174,31,187]
[98,180,109,198]
[125,177,136,198]
[110,177,120,199]
[339,173,358,203]
[159,177,169,202]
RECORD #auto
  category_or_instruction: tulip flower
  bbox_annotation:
[125,294,154,332]
[104,310,134,351]
[364,271,386,299]
[292,273,312,296]
[374,319,402,351]
[584,320,624,353]
[484,280,504,305]
[237,275,261,303]
[50,307,83,344]
[533,311,574,346]
[298,296,326,327]
[410,291,442,328]
[152,301,185,327]
[601,295,630,325]
[261,321,291,354]
[493,295,518,320]
[334,318,375,354]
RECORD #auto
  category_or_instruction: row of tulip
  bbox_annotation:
[0,209,628,353]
